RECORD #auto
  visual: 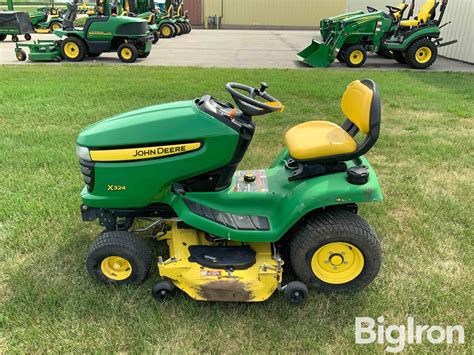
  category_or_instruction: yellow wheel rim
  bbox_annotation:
[176,25,181,34]
[349,50,364,65]
[16,51,23,60]
[121,47,132,60]
[64,42,80,59]
[101,256,132,281]
[51,23,61,30]
[311,242,364,284]
[162,26,171,36]
[415,47,432,64]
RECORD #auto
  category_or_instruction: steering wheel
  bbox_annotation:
[366,6,378,13]
[225,82,283,117]
[386,5,403,15]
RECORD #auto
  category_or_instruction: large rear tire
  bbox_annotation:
[159,23,174,38]
[86,231,152,286]
[405,38,437,69]
[289,209,381,293]
[61,36,86,62]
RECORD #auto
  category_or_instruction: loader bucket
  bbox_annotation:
[297,40,332,68]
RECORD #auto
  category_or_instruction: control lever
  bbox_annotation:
[259,82,269,94]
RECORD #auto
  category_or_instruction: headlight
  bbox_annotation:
[76,145,91,161]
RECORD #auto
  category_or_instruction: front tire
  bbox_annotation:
[86,231,152,286]
[15,48,27,61]
[117,43,138,63]
[405,38,437,69]
[290,209,381,293]
[24,33,32,41]
[345,45,367,68]
[61,36,86,62]
[159,23,174,38]
[152,30,160,44]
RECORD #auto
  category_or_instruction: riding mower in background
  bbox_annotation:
[145,0,178,39]
[116,0,160,44]
[0,0,34,42]
[15,0,153,63]
[298,0,456,69]
[29,1,63,33]
[77,80,383,304]
[172,0,191,34]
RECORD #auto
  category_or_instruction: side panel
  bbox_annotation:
[167,150,383,242]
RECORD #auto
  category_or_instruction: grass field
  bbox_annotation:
[0,65,472,353]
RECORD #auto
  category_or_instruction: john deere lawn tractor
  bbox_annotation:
[0,0,34,42]
[172,0,191,34]
[138,0,178,38]
[299,0,456,69]
[77,80,383,304]
[116,0,160,44]
[15,0,153,63]
[29,0,63,33]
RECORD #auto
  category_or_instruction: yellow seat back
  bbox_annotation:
[393,2,408,20]
[416,0,436,23]
[340,80,374,135]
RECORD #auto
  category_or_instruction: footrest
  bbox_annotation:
[188,245,256,270]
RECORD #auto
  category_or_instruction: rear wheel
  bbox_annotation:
[392,50,407,64]
[0,34,6,41]
[86,231,152,286]
[152,30,159,44]
[118,43,138,63]
[345,45,367,68]
[175,23,183,36]
[186,23,192,33]
[160,23,174,38]
[290,209,381,293]
[50,22,62,31]
[15,48,27,61]
[406,38,437,69]
[24,33,32,41]
[61,36,86,62]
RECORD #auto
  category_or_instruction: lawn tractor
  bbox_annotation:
[138,0,178,39]
[0,0,34,42]
[29,0,63,33]
[116,0,160,44]
[299,0,456,69]
[78,80,383,304]
[172,0,191,34]
[15,0,153,63]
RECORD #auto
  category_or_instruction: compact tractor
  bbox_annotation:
[299,0,457,69]
[77,80,383,304]
[15,0,153,63]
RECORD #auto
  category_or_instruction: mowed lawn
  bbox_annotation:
[0,65,472,353]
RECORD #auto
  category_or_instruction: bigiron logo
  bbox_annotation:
[355,316,465,353]
[89,142,201,162]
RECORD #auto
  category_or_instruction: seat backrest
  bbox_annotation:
[393,2,408,20]
[341,80,376,135]
[416,0,436,23]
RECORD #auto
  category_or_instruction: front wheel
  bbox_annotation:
[152,30,160,44]
[86,231,152,286]
[61,36,87,62]
[159,23,174,38]
[345,45,367,68]
[405,38,437,69]
[290,209,381,293]
[118,43,138,63]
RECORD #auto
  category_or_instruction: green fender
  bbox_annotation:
[165,149,383,243]
[384,26,441,51]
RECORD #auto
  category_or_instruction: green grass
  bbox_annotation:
[0,65,472,353]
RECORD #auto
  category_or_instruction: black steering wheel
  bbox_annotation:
[225,82,283,117]
[386,5,403,15]
[366,6,378,13]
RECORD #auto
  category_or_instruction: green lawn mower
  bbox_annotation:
[15,0,153,63]
[138,0,178,39]
[0,0,34,42]
[77,80,383,304]
[172,0,191,35]
[116,0,160,44]
[299,0,456,69]
[29,1,63,33]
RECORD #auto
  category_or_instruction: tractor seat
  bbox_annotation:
[391,2,408,21]
[285,79,380,163]
[400,0,436,27]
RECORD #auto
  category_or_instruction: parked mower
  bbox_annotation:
[15,0,153,63]
[78,80,383,304]
[0,0,34,41]
[172,0,191,34]
[29,1,63,33]
[116,0,160,44]
[299,0,456,69]
[139,0,179,39]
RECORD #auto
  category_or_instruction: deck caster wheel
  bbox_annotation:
[24,33,32,41]
[284,281,309,304]
[15,48,27,61]
[12,35,19,42]
[152,279,175,302]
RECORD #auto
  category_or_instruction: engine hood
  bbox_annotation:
[77,100,234,148]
